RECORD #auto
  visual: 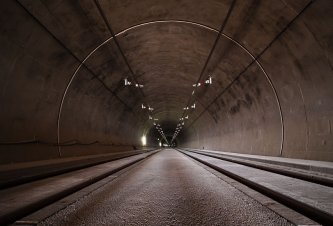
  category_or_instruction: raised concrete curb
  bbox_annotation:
[12,161,145,225]
[0,149,154,189]
[179,149,333,225]
[185,153,319,226]
[0,150,158,225]
[182,148,333,187]
[181,148,333,175]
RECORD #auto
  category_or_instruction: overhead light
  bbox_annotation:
[124,78,132,86]
[141,135,146,146]
[205,76,212,84]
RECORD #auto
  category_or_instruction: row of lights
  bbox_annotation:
[125,77,168,146]
[124,78,144,87]
[154,122,169,145]
[171,76,213,143]
[192,76,212,87]
[125,75,213,146]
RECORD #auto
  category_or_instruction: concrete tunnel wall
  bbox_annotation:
[0,0,332,163]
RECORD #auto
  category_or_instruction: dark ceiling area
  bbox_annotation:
[0,0,332,163]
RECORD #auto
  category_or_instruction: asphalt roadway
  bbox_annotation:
[40,149,293,226]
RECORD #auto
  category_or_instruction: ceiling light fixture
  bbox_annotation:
[124,78,132,86]
[135,83,144,88]
[205,76,212,84]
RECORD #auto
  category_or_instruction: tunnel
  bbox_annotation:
[0,0,333,225]
[0,0,332,162]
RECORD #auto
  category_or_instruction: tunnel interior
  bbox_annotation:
[0,0,332,164]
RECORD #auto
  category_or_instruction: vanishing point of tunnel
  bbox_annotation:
[0,0,332,225]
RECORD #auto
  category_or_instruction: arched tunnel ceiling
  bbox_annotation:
[0,0,332,162]
[39,0,299,127]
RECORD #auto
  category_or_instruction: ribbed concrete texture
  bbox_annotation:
[40,150,293,226]
[0,1,332,162]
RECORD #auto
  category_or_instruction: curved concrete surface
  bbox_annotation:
[0,0,332,163]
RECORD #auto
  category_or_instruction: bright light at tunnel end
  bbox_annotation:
[141,135,147,146]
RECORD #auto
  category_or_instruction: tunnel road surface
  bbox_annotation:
[40,149,294,226]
